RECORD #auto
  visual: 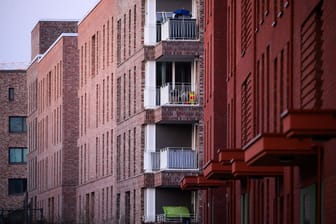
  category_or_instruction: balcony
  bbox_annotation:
[203,160,233,180]
[243,134,316,166]
[157,18,197,41]
[154,16,199,60]
[281,109,336,140]
[180,175,225,190]
[204,149,284,180]
[159,83,197,105]
[151,147,197,171]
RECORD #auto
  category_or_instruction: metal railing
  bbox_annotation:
[160,83,197,105]
[159,18,198,41]
[151,147,197,170]
[156,213,198,223]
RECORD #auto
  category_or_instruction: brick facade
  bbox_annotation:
[27,21,79,224]
[0,69,27,210]
[187,0,336,224]
[31,21,77,60]
[24,0,204,223]
[77,0,204,223]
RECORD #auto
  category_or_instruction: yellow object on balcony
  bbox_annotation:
[189,91,195,104]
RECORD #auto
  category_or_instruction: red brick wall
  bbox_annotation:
[219,0,336,223]
[77,0,205,223]
[31,21,77,60]
[0,70,27,209]
[38,35,79,223]
[203,0,228,223]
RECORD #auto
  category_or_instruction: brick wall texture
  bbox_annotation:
[75,0,204,223]
[27,21,79,224]
[26,0,205,223]
[0,70,27,209]
[202,0,336,223]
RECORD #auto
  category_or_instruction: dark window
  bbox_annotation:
[91,35,96,76]
[9,147,28,164]
[117,19,121,64]
[9,116,27,133]
[9,88,14,101]
[8,178,27,195]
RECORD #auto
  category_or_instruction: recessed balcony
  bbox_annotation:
[281,109,336,140]
[143,186,198,223]
[244,134,316,166]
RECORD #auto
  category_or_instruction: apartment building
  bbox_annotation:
[26,21,79,223]
[77,0,204,223]
[0,68,27,213]
[182,0,336,223]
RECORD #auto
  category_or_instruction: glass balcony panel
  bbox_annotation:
[161,18,197,41]
[150,147,197,170]
[160,83,197,105]
[151,152,160,171]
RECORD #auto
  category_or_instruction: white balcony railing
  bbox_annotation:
[151,147,197,170]
[156,214,198,223]
[159,18,198,41]
[160,83,197,105]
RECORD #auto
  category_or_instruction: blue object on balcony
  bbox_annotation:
[174,9,191,17]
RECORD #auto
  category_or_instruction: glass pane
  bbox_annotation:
[9,148,22,163]
[10,117,22,132]
[8,179,25,194]
[23,148,28,163]
[9,88,14,101]
[9,117,27,133]
[22,118,27,132]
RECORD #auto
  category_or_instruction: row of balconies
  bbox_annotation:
[142,2,199,223]
[181,110,336,189]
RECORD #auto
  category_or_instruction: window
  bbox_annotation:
[9,116,27,133]
[91,35,96,76]
[9,88,14,101]
[241,193,248,224]
[117,19,121,64]
[300,184,316,224]
[8,178,27,195]
[9,147,28,164]
[116,77,121,122]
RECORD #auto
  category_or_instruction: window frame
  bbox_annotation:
[8,88,14,101]
[8,178,27,195]
[8,147,28,164]
[9,116,27,133]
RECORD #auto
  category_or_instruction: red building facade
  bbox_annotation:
[182,0,336,223]
[27,21,79,223]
